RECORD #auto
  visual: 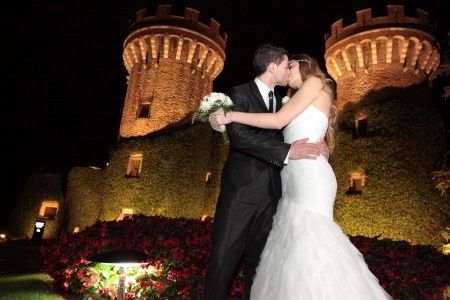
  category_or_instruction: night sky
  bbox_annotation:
[1,0,449,230]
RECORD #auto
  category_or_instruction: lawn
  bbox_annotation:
[0,273,63,300]
[0,242,73,299]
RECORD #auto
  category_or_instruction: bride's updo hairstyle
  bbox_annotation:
[289,54,338,153]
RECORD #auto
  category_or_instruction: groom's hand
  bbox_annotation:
[317,139,330,160]
[289,138,320,160]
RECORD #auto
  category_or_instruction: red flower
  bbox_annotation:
[76,270,86,279]
[41,216,450,300]
[154,282,166,292]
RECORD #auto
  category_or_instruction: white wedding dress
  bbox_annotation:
[250,104,391,300]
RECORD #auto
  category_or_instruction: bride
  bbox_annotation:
[211,54,391,299]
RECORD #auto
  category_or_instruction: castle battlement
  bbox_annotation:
[122,4,227,80]
[127,5,227,52]
[325,5,436,49]
[323,5,440,110]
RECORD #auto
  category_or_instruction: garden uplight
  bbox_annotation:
[442,243,450,255]
[89,249,148,300]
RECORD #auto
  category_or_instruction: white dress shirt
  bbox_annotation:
[254,78,290,164]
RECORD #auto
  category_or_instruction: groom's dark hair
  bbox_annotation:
[253,43,288,76]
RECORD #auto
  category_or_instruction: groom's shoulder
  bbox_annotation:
[227,81,253,95]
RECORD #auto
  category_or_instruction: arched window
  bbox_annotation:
[126,153,143,177]
[137,102,151,118]
[118,208,135,221]
[443,86,450,100]
[38,200,59,220]
[355,113,368,137]
[205,171,212,183]
[346,171,366,195]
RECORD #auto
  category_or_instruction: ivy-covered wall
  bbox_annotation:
[66,167,104,233]
[11,84,448,247]
[332,84,449,246]
[9,173,66,239]
[66,123,227,231]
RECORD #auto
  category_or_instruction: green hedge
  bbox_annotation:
[9,173,65,239]
[66,123,227,231]
[66,167,104,232]
[332,84,448,246]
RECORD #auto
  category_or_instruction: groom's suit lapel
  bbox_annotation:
[248,81,270,112]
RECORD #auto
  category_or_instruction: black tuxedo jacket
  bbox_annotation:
[220,80,291,204]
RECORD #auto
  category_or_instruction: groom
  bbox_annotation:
[202,44,326,300]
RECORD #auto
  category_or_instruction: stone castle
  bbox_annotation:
[9,5,449,247]
[120,4,226,137]
[9,5,228,240]
[323,5,447,246]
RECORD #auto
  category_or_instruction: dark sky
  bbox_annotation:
[1,0,449,230]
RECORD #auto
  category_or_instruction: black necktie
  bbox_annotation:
[268,91,274,113]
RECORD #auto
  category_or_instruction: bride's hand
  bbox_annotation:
[215,112,233,125]
[208,111,232,132]
[209,111,232,128]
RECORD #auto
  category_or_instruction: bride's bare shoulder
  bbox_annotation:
[304,75,322,87]
[301,76,323,100]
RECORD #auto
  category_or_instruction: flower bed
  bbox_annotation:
[41,215,449,299]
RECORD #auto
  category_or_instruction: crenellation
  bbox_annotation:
[324,5,440,110]
[184,7,199,22]
[356,8,372,27]
[331,19,343,40]
[209,18,220,35]
[326,5,436,49]
[386,5,404,21]
[135,9,147,22]
[416,9,430,24]
[155,4,172,19]
[128,4,227,51]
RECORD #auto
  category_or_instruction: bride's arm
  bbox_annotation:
[224,76,323,129]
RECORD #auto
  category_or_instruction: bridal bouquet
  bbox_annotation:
[192,92,233,142]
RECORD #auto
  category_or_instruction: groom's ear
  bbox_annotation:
[268,62,276,74]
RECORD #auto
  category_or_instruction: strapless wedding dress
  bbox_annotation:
[250,105,391,300]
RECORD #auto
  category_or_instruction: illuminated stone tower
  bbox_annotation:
[325,5,440,109]
[9,5,230,238]
[119,4,227,137]
[323,5,448,246]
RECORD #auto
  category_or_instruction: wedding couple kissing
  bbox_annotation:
[201,44,392,300]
